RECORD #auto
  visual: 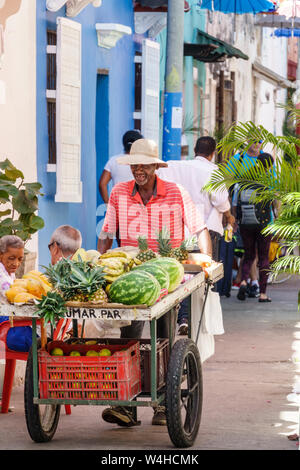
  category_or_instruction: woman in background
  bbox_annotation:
[0,235,33,351]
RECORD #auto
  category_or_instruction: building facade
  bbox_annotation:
[36,0,137,267]
[0,0,38,254]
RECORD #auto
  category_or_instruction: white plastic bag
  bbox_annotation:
[191,285,224,362]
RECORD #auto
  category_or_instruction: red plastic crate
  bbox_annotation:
[38,340,141,401]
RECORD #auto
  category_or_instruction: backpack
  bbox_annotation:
[236,185,272,228]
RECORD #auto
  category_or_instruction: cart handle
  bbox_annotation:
[195,280,212,345]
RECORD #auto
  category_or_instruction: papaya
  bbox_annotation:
[13,292,39,303]
[23,273,52,294]
[23,271,49,283]
[5,286,28,303]
[26,278,45,299]
[13,279,29,288]
[24,270,52,287]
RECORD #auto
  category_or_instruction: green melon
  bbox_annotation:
[132,263,170,291]
[148,257,184,292]
[109,270,161,306]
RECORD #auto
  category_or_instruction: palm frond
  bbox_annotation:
[205,158,300,205]
[218,120,300,164]
[270,254,300,276]
[263,217,300,240]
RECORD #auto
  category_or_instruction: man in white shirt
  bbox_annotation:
[158,136,234,260]
[98,130,143,203]
[158,136,234,335]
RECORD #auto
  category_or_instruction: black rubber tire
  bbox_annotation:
[24,340,61,443]
[166,338,202,448]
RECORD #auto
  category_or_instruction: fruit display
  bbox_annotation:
[3,240,197,314]
[97,250,143,284]
[132,262,170,290]
[43,257,107,303]
[5,270,52,303]
[109,270,161,306]
[182,253,212,268]
[51,347,64,356]
[155,227,197,262]
[148,257,184,293]
[50,345,113,357]
[156,227,172,257]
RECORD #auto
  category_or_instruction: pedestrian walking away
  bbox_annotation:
[232,153,275,303]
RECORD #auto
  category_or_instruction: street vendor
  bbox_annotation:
[0,235,33,352]
[97,138,212,427]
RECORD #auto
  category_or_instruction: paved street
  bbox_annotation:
[1,277,299,451]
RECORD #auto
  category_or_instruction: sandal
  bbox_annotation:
[258,298,272,303]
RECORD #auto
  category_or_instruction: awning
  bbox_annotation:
[134,0,190,11]
[184,29,249,63]
[136,0,168,6]
[252,60,296,89]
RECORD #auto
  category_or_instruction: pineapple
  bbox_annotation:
[88,287,108,304]
[170,240,189,262]
[43,257,106,303]
[170,236,197,263]
[136,236,157,262]
[156,227,172,257]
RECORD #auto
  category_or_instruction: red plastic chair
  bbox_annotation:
[0,318,72,414]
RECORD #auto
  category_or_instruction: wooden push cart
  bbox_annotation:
[1,263,223,448]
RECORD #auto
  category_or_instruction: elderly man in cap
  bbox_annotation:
[98,138,212,427]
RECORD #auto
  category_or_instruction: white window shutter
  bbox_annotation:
[141,39,160,146]
[55,17,82,203]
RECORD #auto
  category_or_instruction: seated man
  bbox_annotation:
[48,225,82,266]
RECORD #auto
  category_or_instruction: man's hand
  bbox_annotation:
[224,210,235,228]
[97,234,113,254]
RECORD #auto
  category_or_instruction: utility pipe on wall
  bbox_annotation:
[162,0,185,161]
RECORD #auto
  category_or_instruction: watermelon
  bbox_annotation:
[148,257,184,292]
[132,263,170,290]
[109,270,161,306]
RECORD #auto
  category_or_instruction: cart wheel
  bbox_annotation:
[166,338,202,448]
[24,341,61,443]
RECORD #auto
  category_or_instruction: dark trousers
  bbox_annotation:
[209,230,221,263]
[216,236,236,296]
[240,225,272,294]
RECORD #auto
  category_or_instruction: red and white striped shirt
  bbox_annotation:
[101,176,206,251]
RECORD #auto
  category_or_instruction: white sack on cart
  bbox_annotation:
[201,287,224,335]
[191,285,224,363]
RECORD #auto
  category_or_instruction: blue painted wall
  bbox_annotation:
[157,2,206,159]
[36,0,136,268]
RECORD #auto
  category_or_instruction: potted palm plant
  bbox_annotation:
[204,117,300,305]
[0,158,44,276]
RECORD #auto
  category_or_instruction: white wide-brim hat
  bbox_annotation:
[117,138,168,167]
